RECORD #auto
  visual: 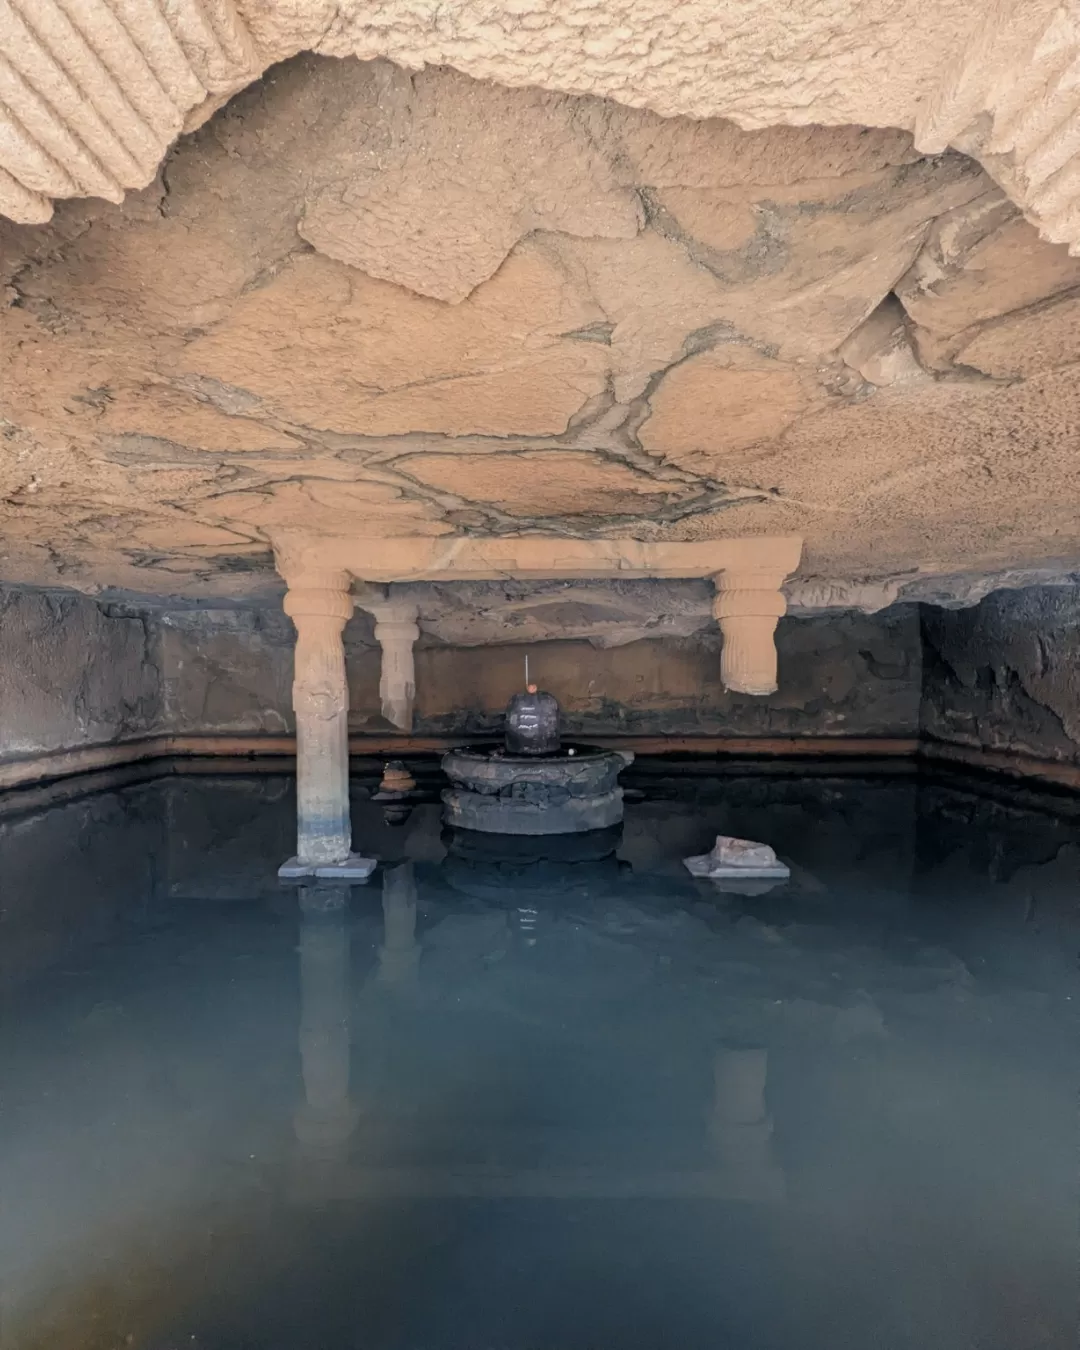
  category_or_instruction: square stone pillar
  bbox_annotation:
[711,569,790,695]
[279,569,375,880]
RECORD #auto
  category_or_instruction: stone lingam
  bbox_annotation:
[442,685,632,834]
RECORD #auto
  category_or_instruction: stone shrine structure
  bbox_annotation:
[277,535,801,869]
[441,682,633,834]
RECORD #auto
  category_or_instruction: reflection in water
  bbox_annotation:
[0,766,1078,1349]
[709,1047,782,1202]
[294,883,357,1155]
[442,824,623,904]
[378,862,420,986]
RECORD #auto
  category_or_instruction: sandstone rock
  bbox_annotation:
[0,52,1078,606]
[689,368,1080,578]
[954,294,1080,380]
[639,348,817,472]
[540,230,738,403]
[203,481,453,537]
[97,386,301,452]
[297,64,643,302]
[615,116,921,190]
[646,191,758,255]
[895,200,1080,367]
[393,451,685,519]
[176,243,607,437]
[655,156,988,360]
[838,298,924,388]
[1,0,1078,264]
[684,836,791,879]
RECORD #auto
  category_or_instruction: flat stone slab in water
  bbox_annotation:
[684,835,790,880]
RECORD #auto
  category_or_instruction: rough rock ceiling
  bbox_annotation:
[2,0,1079,256]
[1,54,1079,607]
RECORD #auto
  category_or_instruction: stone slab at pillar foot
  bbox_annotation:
[279,854,378,881]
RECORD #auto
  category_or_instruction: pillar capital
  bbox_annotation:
[711,568,791,696]
[283,570,354,625]
[710,569,790,621]
[368,599,420,644]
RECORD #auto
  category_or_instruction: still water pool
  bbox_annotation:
[0,761,1077,1349]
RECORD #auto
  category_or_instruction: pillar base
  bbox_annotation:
[279,854,378,881]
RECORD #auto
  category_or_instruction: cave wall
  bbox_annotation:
[158,607,296,737]
[155,602,922,739]
[0,587,162,766]
[409,609,921,739]
[921,587,1080,766]
[0,586,924,761]
[10,580,1080,774]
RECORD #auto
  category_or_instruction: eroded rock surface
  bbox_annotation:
[0,587,162,759]
[2,56,1079,609]
[922,587,1080,765]
[3,0,1079,262]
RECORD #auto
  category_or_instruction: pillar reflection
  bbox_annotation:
[708,1045,785,1201]
[377,862,420,987]
[293,882,359,1155]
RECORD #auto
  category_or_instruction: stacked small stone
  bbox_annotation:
[378,760,417,796]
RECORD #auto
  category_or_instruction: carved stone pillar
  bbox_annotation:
[279,569,375,879]
[711,570,789,695]
[367,598,420,732]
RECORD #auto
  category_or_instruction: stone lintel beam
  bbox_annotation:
[272,535,802,705]
[279,567,372,877]
[272,533,803,584]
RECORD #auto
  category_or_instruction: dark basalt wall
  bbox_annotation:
[921,587,1080,766]
[1,588,921,761]
[409,610,921,739]
[0,586,162,764]
[154,604,922,740]
[6,580,1080,775]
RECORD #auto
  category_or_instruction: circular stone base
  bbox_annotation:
[440,745,632,834]
[442,785,624,834]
